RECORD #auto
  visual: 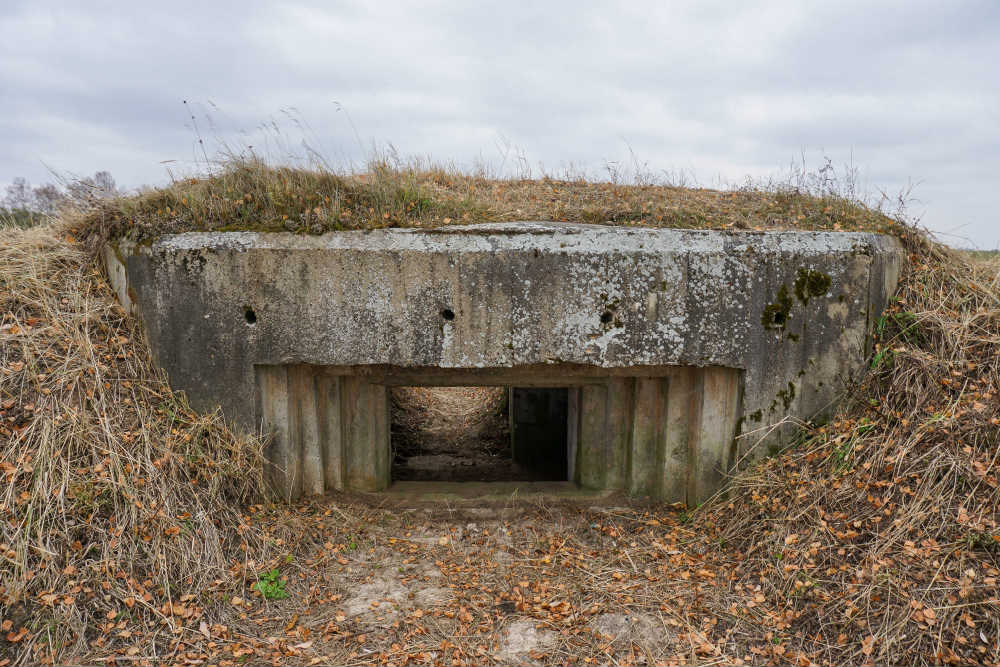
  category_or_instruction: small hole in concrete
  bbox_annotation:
[600,311,613,324]
[244,307,257,325]
[441,308,455,321]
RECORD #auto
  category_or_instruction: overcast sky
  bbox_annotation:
[2,1,998,247]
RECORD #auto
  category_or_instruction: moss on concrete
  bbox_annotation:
[762,284,794,330]
[794,268,833,306]
[767,382,796,413]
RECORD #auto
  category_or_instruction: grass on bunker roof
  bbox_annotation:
[3,157,999,665]
[75,156,906,250]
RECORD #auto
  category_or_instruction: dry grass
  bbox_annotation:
[0,223,276,664]
[75,157,904,252]
[697,235,1000,664]
[2,159,999,665]
[963,249,1000,272]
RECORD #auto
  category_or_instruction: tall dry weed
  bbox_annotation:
[1,223,272,664]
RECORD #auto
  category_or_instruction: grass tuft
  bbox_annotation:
[74,156,906,253]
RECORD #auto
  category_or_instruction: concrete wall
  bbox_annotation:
[251,365,740,504]
[105,222,904,502]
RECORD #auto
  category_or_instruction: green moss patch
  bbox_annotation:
[794,268,833,305]
[762,284,794,330]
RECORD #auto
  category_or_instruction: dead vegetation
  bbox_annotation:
[0,224,277,664]
[697,235,1000,664]
[1,161,998,665]
[75,157,905,252]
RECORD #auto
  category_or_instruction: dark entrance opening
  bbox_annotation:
[509,387,570,481]
[390,386,569,482]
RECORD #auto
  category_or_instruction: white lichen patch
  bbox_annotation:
[343,574,409,618]
[497,619,557,665]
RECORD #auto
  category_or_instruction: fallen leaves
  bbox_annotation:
[3,215,1000,667]
[5,626,29,643]
[910,600,938,626]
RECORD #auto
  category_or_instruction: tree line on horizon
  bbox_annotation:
[1,171,119,228]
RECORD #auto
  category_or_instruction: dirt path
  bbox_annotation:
[185,499,711,666]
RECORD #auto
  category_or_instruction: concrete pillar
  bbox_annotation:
[576,381,629,491]
[316,374,344,492]
[342,377,390,492]
[628,378,664,498]
[566,388,579,482]
[289,367,324,496]
[604,378,631,491]
[663,369,697,503]
[576,384,608,489]
[627,369,740,504]
[689,367,742,505]
[257,365,300,501]
[257,367,389,499]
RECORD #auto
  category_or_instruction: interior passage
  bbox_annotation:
[390,386,569,482]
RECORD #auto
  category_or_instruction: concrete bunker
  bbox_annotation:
[104,222,904,503]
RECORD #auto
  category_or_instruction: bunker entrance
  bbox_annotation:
[390,386,570,483]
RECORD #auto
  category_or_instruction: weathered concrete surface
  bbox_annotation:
[106,222,903,502]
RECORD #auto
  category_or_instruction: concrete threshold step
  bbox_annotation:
[378,480,616,502]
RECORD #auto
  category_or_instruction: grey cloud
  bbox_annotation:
[1,0,997,246]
